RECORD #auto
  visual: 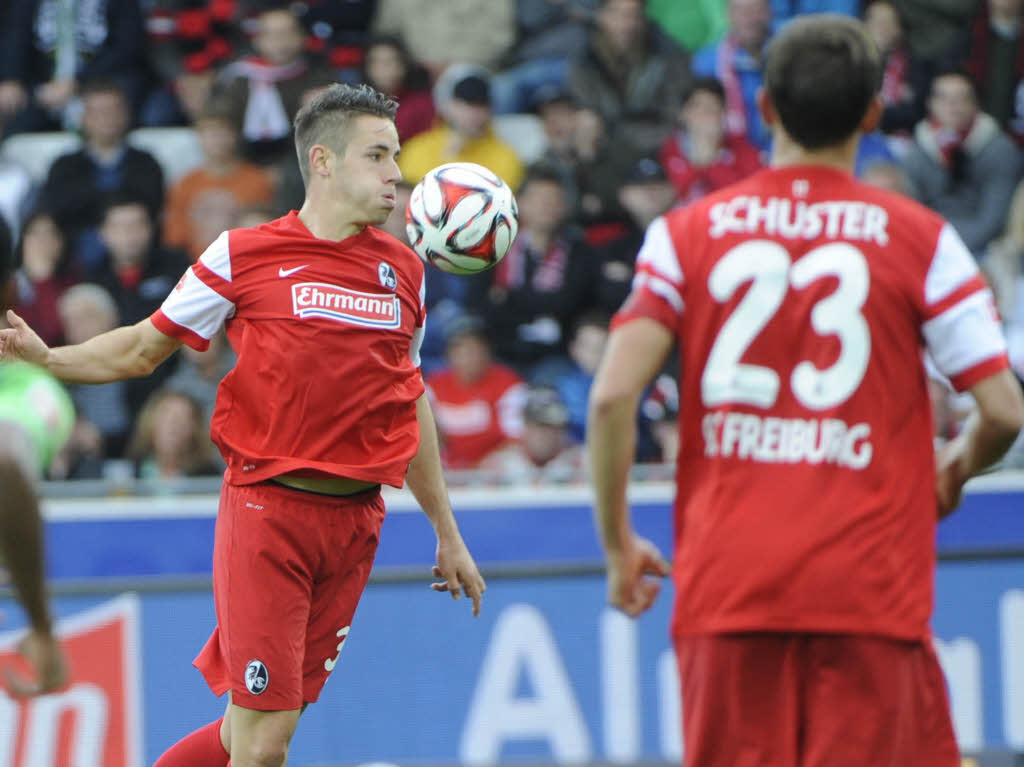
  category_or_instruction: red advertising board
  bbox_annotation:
[0,594,142,767]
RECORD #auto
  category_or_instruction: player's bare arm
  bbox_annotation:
[0,310,181,383]
[587,317,673,617]
[936,369,1024,517]
[406,391,486,616]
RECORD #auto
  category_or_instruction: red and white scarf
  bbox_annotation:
[222,56,308,141]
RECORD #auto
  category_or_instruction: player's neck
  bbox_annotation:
[297,198,365,242]
[769,131,859,174]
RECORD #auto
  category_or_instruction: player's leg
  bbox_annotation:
[674,633,802,767]
[225,703,302,767]
[191,482,320,764]
[301,490,386,703]
[801,635,960,767]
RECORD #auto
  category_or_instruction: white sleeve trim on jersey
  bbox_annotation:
[922,289,1008,379]
[418,271,426,310]
[199,231,232,283]
[160,267,236,340]
[924,223,979,305]
[636,216,684,286]
[635,272,685,314]
[410,322,425,367]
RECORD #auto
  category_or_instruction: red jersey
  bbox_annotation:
[152,212,426,487]
[426,365,525,469]
[614,165,1010,641]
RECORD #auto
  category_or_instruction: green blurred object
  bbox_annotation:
[648,0,728,52]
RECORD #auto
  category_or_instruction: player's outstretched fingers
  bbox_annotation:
[430,564,449,592]
[465,576,485,617]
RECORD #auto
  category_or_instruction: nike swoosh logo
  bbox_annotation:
[278,265,309,278]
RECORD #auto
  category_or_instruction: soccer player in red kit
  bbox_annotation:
[587,15,1024,767]
[0,84,486,767]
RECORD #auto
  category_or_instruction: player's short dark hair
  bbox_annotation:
[292,83,398,187]
[683,76,726,107]
[764,14,882,150]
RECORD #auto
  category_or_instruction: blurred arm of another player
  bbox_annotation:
[935,370,1024,518]
[0,424,66,697]
[0,309,181,383]
[406,392,487,617]
[587,318,673,618]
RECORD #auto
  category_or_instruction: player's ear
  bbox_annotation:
[859,95,884,134]
[756,87,776,127]
[308,144,332,178]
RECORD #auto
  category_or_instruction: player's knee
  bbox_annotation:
[233,737,289,767]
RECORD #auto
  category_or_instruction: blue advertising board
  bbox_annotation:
[0,475,1019,766]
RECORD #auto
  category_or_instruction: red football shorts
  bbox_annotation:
[194,480,386,710]
[674,632,960,767]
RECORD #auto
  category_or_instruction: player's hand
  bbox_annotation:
[935,439,966,519]
[432,536,486,617]
[3,629,68,698]
[606,534,671,618]
[0,311,51,366]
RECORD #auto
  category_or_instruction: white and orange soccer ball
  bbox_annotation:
[405,162,519,275]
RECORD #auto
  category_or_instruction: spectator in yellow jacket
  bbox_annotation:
[398,67,525,190]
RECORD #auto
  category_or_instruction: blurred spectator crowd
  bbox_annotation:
[1,0,1023,485]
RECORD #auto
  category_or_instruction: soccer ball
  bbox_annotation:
[405,162,519,275]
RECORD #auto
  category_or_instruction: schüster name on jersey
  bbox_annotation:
[709,196,890,245]
[292,282,401,328]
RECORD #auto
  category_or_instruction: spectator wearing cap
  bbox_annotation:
[584,157,679,316]
[568,0,692,170]
[465,163,590,373]
[425,315,527,472]
[398,67,525,189]
[214,6,336,165]
[163,99,275,262]
[481,385,586,484]
[371,0,516,78]
[659,76,762,204]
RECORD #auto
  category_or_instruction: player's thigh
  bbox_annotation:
[227,699,302,767]
[301,494,385,700]
[674,633,802,767]
[212,484,316,709]
[802,635,960,767]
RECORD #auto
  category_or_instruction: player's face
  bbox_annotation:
[380,185,413,241]
[331,115,402,226]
